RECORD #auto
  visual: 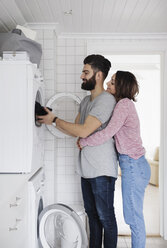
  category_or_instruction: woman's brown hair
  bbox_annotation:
[114,71,139,102]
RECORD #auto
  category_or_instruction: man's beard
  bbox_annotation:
[81,74,96,91]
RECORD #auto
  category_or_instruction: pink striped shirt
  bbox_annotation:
[80,98,145,159]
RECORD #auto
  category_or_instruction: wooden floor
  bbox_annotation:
[117,236,167,248]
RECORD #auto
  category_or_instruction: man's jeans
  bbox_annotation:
[81,176,117,248]
[119,154,151,248]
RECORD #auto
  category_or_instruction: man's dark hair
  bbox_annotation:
[84,54,111,80]
[115,71,139,102]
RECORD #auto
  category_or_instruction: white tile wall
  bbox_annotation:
[37,29,56,205]
[36,29,87,206]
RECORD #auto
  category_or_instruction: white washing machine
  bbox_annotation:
[39,204,88,248]
[28,169,88,248]
[0,57,45,173]
[28,168,45,248]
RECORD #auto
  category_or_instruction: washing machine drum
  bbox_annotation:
[39,203,88,248]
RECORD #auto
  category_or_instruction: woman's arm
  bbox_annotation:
[79,100,129,147]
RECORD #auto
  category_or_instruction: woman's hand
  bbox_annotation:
[77,138,82,150]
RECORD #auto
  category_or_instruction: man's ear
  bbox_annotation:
[96,71,103,81]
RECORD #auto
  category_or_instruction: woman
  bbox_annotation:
[79,71,151,248]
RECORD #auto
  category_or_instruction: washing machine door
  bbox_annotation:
[39,203,88,248]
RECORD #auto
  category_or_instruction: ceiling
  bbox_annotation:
[0,0,167,34]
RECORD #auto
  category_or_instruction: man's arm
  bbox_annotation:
[75,112,80,124]
[55,113,81,137]
[56,115,101,138]
[37,109,101,138]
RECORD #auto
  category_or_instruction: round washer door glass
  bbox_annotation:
[39,203,88,248]
[46,93,81,138]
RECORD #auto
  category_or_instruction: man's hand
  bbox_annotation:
[37,108,56,125]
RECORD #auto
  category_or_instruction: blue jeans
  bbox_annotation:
[81,176,117,248]
[119,154,151,248]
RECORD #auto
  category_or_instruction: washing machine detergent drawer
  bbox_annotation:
[39,204,88,248]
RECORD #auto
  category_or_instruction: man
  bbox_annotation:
[37,54,118,248]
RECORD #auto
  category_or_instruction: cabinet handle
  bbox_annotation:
[16,197,21,201]
[9,227,18,231]
[9,197,22,207]
[9,218,22,231]
[10,203,18,208]
[16,218,22,223]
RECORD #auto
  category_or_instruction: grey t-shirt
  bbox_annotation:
[77,91,118,178]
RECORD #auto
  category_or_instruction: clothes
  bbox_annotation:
[0,32,42,67]
[80,98,145,159]
[35,101,52,115]
[81,176,117,248]
[119,154,151,248]
[77,91,118,178]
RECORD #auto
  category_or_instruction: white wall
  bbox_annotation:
[104,54,160,159]
[135,69,160,159]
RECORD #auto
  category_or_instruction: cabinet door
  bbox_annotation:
[0,63,29,172]
[0,176,29,248]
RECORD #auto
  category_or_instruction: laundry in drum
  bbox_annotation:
[35,101,52,120]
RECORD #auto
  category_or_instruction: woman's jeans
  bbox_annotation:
[81,176,117,248]
[119,154,151,248]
